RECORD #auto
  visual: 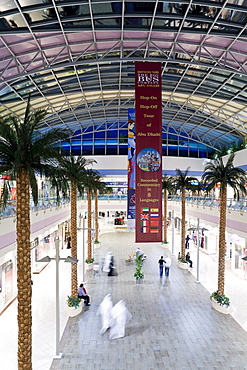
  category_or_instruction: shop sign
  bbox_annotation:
[30,237,39,249]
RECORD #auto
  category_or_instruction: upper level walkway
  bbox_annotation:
[1,195,246,220]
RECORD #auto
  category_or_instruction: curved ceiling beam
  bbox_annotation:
[1,1,247,156]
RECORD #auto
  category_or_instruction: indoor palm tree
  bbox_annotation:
[0,99,67,370]
[202,153,247,297]
[174,168,198,259]
[162,175,174,243]
[83,169,101,260]
[54,156,95,298]
[191,179,206,197]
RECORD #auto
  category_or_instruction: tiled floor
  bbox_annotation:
[1,219,247,370]
[50,229,247,370]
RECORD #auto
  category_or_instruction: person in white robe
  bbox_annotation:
[103,252,112,272]
[109,299,132,340]
[97,294,113,334]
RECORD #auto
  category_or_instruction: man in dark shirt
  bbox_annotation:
[158,256,165,278]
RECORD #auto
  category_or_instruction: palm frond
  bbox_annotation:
[0,98,70,206]
[202,153,247,196]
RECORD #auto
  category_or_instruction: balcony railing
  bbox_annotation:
[0,193,128,219]
[169,195,247,212]
[2,193,245,220]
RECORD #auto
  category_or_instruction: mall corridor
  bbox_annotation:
[49,230,247,370]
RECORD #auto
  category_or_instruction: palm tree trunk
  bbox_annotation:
[181,186,186,259]
[16,168,32,370]
[218,187,227,296]
[70,179,77,297]
[87,189,92,260]
[95,190,99,241]
[163,188,167,243]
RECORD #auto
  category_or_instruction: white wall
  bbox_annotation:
[227,148,247,168]
[86,149,247,178]
[85,155,206,177]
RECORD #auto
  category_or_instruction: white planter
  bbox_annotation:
[178,260,188,269]
[94,242,101,249]
[162,242,169,247]
[136,278,144,284]
[211,298,230,315]
[66,302,83,317]
[85,263,94,270]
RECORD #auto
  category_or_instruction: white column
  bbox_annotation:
[196,218,200,283]
[82,217,85,282]
[171,210,175,256]
[54,238,62,358]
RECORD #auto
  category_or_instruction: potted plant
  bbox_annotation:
[94,240,101,249]
[85,257,94,270]
[162,241,169,245]
[210,291,230,314]
[177,257,188,269]
[134,255,144,283]
[66,296,83,317]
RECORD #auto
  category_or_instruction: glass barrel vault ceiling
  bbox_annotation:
[1,0,247,157]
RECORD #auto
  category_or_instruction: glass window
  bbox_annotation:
[106,146,117,155]
[82,145,92,155]
[168,147,178,156]
[95,146,105,155]
[119,145,127,155]
[179,145,189,157]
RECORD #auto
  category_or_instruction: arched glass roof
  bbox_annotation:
[1,0,247,157]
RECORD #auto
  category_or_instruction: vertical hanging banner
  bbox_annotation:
[127,108,136,231]
[135,62,162,243]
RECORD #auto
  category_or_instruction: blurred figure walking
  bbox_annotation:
[109,299,132,340]
[164,255,172,277]
[103,252,112,273]
[97,294,113,334]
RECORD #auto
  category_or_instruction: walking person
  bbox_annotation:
[97,294,113,335]
[164,255,172,277]
[109,299,132,340]
[108,256,118,276]
[103,252,112,273]
[93,262,100,277]
[185,235,190,249]
[158,256,165,278]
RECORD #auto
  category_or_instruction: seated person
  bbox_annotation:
[136,247,143,257]
[136,247,147,261]
[185,252,193,268]
[78,283,90,306]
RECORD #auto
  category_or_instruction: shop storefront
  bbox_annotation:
[31,235,53,273]
[31,224,64,273]
[186,219,218,256]
[0,257,16,313]
[226,233,246,276]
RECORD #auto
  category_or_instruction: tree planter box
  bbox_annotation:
[67,302,83,317]
[94,242,101,249]
[85,263,94,271]
[211,298,230,315]
[178,261,188,269]
[162,242,169,247]
[136,278,144,284]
